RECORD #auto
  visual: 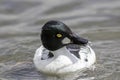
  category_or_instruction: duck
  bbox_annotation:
[33,20,96,76]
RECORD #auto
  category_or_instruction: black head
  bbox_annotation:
[41,20,88,51]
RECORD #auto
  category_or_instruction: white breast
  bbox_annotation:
[33,45,96,75]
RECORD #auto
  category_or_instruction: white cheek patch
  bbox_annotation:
[62,37,71,44]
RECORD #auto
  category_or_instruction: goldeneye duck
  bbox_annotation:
[33,20,96,76]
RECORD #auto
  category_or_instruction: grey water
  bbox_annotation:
[0,0,120,80]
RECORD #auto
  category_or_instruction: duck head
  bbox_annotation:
[41,20,88,51]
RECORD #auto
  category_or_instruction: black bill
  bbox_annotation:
[69,33,88,45]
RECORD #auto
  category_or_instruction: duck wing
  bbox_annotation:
[66,44,80,59]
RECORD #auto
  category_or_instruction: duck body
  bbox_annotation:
[33,44,96,76]
[33,20,96,76]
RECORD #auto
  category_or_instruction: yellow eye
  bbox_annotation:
[56,34,62,38]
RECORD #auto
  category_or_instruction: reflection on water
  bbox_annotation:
[0,0,120,80]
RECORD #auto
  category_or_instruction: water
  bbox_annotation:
[0,0,120,80]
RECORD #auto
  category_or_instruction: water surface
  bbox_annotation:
[0,0,120,80]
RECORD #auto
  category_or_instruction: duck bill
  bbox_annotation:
[69,33,88,45]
